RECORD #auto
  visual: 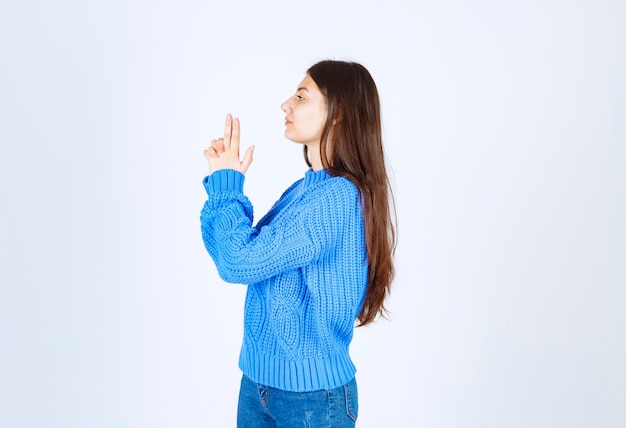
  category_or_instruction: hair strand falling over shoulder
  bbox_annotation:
[306,60,397,327]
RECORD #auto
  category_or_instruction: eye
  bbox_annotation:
[296,95,304,101]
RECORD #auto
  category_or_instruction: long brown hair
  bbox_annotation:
[306,60,396,326]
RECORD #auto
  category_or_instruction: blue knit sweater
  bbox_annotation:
[200,168,368,392]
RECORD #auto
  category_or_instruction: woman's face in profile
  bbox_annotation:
[281,74,328,147]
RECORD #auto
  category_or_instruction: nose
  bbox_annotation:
[280,98,291,113]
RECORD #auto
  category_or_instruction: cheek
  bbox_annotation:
[315,111,328,133]
[315,117,326,135]
[293,106,327,136]
[303,113,325,136]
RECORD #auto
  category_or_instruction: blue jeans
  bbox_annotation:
[237,374,358,427]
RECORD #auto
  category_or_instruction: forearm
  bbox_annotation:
[200,170,318,284]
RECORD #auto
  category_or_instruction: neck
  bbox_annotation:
[306,143,324,171]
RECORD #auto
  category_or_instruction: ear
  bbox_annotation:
[332,105,343,125]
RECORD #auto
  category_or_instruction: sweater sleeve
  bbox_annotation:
[200,169,358,285]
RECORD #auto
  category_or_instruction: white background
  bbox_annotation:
[1,0,624,427]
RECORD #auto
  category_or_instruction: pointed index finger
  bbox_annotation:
[231,117,241,152]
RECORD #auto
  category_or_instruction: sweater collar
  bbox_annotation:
[303,168,331,188]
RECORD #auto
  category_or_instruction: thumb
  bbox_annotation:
[240,145,255,173]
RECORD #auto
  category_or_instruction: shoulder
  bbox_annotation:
[316,175,359,199]
[302,175,361,215]
[300,176,363,244]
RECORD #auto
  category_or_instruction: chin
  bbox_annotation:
[284,132,301,144]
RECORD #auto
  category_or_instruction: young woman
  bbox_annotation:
[201,60,396,427]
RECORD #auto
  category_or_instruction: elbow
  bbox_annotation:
[217,269,240,284]
[215,258,248,284]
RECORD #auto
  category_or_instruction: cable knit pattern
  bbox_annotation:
[200,168,368,392]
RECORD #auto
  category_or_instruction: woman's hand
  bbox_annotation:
[204,114,255,174]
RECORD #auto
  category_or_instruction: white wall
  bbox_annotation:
[1,0,624,427]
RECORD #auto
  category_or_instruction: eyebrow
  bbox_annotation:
[297,87,310,92]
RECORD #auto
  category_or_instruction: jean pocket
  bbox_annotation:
[343,379,358,422]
